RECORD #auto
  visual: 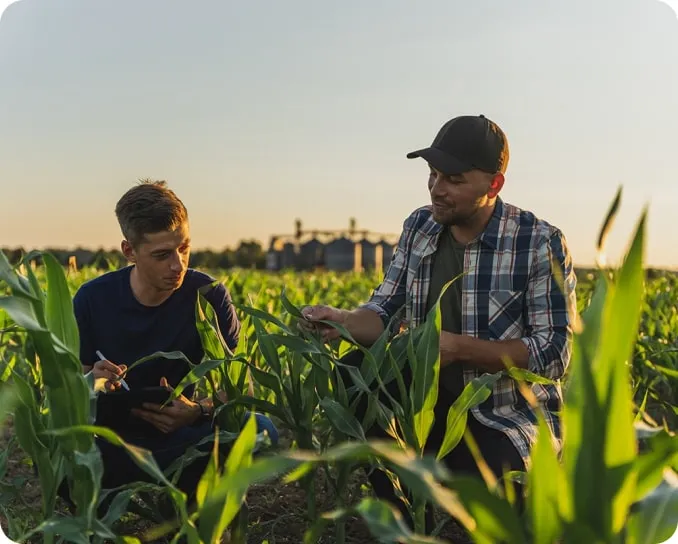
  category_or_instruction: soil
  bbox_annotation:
[0,421,472,544]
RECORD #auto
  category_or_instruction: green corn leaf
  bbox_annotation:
[320,397,366,441]
[18,516,98,544]
[280,287,305,319]
[235,303,293,334]
[302,366,318,424]
[410,300,442,451]
[314,363,331,401]
[246,361,284,397]
[196,292,227,360]
[42,252,80,356]
[308,497,447,544]
[198,415,257,542]
[0,296,48,333]
[633,429,678,502]
[169,358,229,401]
[600,209,647,534]
[506,367,557,385]
[123,350,195,376]
[217,396,289,429]
[0,383,17,428]
[0,250,38,301]
[437,373,503,460]
[596,185,623,255]
[625,470,678,544]
[449,475,527,544]
[527,415,564,544]
[563,203,647,539]
[266,333,323,354]
[47,425,179,491]
[195,432,220,510]
[252,316,283,377]
[99,484,160,529]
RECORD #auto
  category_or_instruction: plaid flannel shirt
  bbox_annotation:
[360,198,577,467]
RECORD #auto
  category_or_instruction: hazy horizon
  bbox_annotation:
[2,0,677,269]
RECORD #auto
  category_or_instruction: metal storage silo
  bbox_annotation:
[325,237,361,272]
[281,241,297,269]
[266,237,281,271]
[379,240,396,271]
[360,238,381,270]
[299,238,325,270]
[266,251,280,271]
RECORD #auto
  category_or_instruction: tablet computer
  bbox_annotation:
[94,386,173,431]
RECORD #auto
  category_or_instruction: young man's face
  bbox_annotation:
[123,223,191,293]
[428,166,503,227]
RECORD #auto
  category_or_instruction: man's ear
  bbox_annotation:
[487,173,505,198]
[121,240,136,263]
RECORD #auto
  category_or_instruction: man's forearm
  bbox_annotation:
[342,308,386,347]
[440,333,529,373]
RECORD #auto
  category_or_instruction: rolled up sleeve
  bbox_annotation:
[358,215,414,329]
[521,229,577,380]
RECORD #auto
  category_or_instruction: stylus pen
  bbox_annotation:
[95,350,130,391]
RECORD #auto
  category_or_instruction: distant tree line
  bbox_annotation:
[0,240,267,270]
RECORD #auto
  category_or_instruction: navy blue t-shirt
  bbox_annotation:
[73,267,240,428]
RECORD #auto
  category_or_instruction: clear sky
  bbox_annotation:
[1,0,677,268]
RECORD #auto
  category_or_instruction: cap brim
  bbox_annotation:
[406,147,473,176]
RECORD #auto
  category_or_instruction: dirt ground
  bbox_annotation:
[0,420,471,544]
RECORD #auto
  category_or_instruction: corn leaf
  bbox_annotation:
[410,301,441,451]
[625,470,678,544]
[437,373,503,460]
[42,253,80,357]
[448,475,526,544]
[527,414,564,544]
[308,497,446,544]
[198,415,257,542]
[320,397,366,441]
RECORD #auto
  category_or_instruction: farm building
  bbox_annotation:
[266,218,398,272]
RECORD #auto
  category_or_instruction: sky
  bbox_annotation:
[1,0,677,268]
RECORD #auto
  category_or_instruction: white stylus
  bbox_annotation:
[95,350,130,391]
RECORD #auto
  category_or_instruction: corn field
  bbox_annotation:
[0,196,677,543]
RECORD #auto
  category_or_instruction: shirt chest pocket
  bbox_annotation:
[487,289,525,340]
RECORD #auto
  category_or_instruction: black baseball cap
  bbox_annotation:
[406,114,509,176]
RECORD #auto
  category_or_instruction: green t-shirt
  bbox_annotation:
[425,228,466,397]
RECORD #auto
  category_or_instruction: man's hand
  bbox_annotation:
[92,360,128,392]
[299,305,347,343]
[131,377,201,434]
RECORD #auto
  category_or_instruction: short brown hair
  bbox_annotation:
[115,179,188,247]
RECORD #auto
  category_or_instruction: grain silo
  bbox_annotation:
[325,237,362,272]
[266,237,282,271]
[379,240,396,271]
[359,238,383,271]
[281,241,298,269]
[299,237,325,270]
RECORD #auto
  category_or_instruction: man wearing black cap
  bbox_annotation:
[300,114,577,530]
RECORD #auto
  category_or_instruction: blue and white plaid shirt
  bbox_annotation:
[360,197,577,466]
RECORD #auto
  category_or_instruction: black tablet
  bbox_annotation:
[94,386,173,430]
